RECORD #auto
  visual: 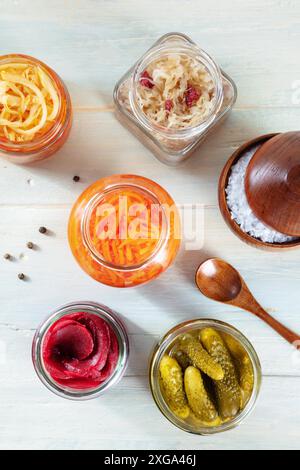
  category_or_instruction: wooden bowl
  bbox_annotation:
[218,133,300,251]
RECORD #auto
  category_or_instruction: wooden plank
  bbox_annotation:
[0,367,299,449]
[1,108,300,206]
[1,0,300,108]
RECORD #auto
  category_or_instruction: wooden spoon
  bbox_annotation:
[195,258,300,346]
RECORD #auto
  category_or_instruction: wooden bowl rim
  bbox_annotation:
[218,132,300,251]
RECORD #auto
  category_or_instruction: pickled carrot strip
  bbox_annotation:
[124,246,132,263]
[101,241,112,263]
[139,246,152,256]
[111,242,119,264]
[118,246,125,265]
[89,187,164,268]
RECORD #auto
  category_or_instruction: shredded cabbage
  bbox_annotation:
[136,54,216,130]
[0,62,60,143]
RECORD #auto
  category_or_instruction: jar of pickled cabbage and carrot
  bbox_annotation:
[114,33,237,166]
[68,174,181,288]
[0,54,72,164]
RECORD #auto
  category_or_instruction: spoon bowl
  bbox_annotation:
[196,258,242,302]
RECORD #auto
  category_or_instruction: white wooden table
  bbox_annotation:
[1,0,300,450]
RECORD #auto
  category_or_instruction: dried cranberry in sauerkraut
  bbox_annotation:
[137,54,216,130]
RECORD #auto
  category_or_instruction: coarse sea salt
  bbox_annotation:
[226,144,298,244]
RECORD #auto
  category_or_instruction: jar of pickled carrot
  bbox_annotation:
[0,54,72,164]
[68,175,181,287]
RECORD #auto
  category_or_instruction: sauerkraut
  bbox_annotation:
[0,62,59,143]
[136,54,215,130]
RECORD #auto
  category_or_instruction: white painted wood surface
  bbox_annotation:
[1,0,300,450]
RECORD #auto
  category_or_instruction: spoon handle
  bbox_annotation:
[241,293,300,346]
[258,309,300,345]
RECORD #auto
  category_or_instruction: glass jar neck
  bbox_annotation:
[129,43,224,139]
[81,183,170,271]
[150,318,261,435]
[0,54,71,154]
[32,301,129,400]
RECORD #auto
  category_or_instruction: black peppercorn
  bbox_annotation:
[39,226,47,234]
[3,253,11,260]
[27,242,34,249]
[18,273,25,280]
[73,175,80,182]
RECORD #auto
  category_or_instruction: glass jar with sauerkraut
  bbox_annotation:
[114,33,237,166]
[0,54,72,164]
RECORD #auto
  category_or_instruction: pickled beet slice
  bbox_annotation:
[99,327,119,383]
[43,355,68,381]
[63,315,111,378]
[53,377,101,390]
[49,322,94,360]
[41,312,117,387]
[42,320,94,380]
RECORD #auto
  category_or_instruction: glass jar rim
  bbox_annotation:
[129,42,224,139]
[81,180,171,272]
[0,53,71,154]
[32,301,129,400]
[149,318,262,435]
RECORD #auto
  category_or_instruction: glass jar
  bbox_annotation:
[114,33,237,166]
[0,54,72,164]
[149,319,261,435]
[32,301,129,400]
[68,174,181,288]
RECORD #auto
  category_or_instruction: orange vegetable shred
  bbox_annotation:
[89,188,162,267]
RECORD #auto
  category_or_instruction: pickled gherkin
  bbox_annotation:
[159,355,190,419]
[200,328,241,419]
[179,335,224,381]
[190,412,222,428]
[184,366,219,424]
[223,333,254,408]
[171,349,191,370]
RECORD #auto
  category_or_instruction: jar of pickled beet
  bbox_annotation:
[32,301,129,400]
[114,33,237,166]
[68,174,181,288]
[150,319,261,434]
[0,54,72,164]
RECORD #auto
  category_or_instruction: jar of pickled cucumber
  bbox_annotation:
[68,174,181,288]
[0,54,72,164]
[149,319,261,434]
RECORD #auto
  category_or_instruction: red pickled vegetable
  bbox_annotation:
[99,327,119,383]
[140,70,154,89]
[165,99,173,112]
[184,85,201,107]
[42,312,120,389]
[48,321,94,361]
